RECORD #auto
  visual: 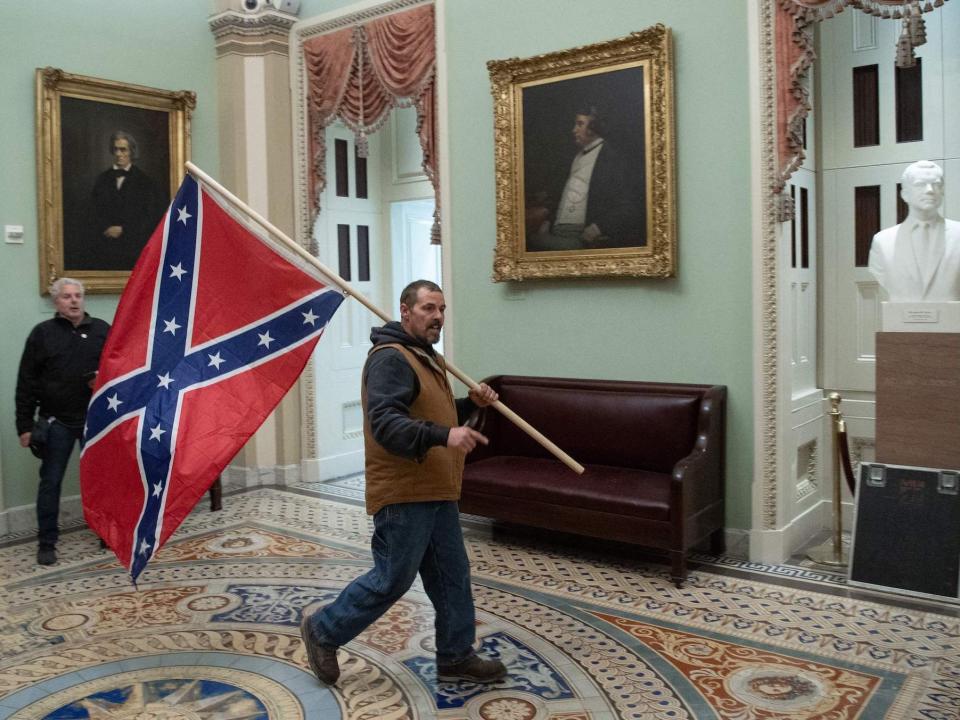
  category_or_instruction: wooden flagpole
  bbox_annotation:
[185,162,584,475]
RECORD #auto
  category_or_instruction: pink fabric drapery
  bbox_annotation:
[303,4,440,243]
[781,0,942,12]
[774,0,950,201]
[775,4,814,195]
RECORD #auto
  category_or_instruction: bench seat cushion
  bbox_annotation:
[461,456,671,520]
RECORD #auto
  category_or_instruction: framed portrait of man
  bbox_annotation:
[489,25,675,281]
[36,68,195,294]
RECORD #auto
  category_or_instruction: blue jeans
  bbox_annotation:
[37,419,84,550]
[309,500,476,665]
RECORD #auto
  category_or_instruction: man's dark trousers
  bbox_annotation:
[36,420,83,551]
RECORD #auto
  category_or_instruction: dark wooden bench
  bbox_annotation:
[460,375,726,587]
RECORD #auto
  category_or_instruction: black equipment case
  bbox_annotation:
[849,462,960,603]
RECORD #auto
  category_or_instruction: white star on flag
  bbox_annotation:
[157,373,174,389]
[302,309,319,326]
[139,538,151,555]
[106,394,123,411]
[257,331,274,348]
[169,262,188,280]
[149,424,166,441]
[152,483,163,498]
[177,206,192,225]
[163,318,181,336]
[208,352,225,370]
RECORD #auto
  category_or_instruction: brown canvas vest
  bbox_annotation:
[362,343,464,515]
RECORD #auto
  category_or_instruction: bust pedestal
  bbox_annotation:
[862,332,960,602]
[875,332,960,470]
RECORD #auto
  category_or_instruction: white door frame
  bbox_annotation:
[750,0,830,562]
[289,0,448,467]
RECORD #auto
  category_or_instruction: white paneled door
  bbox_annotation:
[311,124,384,480]
[822,165,885,392]
[820,6,957,394]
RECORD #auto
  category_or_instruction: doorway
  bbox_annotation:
[306,109,440,481]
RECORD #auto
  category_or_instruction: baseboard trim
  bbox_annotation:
[302,453,363,482]
[0,494,85,539]
[1,464,299,540]
[221,463,298,489]
[722,528,750,559]
[748,498,854,564]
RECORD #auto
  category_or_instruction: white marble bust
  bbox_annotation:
[868,161,960,302]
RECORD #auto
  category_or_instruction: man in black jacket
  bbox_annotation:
[15,278,110,565]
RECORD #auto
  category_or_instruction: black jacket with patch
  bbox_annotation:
[15,313,110,434]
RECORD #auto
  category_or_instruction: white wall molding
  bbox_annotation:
[301,454,363,483]
[751,0,783,547]
[0,466,300,539]
[0,495,85,539]
[290,0,444,462]
[749,0,835,564]
[722,528,751,560]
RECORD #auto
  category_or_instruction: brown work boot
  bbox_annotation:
[299,614,340,685]
[437,654,507,683]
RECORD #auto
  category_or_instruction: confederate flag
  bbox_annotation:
[80,174,344,582]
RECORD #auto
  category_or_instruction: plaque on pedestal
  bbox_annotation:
[881,301,960,332]
[875,332,960,471]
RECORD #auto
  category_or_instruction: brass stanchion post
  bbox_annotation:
[807,392,850,567]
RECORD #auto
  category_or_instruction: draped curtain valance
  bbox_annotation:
[303,4,440,242]
[774,0,950,207]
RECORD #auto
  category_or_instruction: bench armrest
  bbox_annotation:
[671,385,726,514]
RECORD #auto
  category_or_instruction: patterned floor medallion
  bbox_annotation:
[22,667,295,719]
[594,611,878,718]
[1,488,958,719]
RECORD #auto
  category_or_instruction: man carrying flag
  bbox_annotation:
[80,173,344,581]
[300,280,509,686]
[83,166,517,685]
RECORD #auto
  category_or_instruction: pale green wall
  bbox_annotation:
[0,0,755,532]
[296,0,754,528]
[0,1,218,510]
[266,0,755,529]
[438,0,754,528]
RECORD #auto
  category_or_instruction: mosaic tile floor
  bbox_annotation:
[292,474,861,590]
[1,488,959,719]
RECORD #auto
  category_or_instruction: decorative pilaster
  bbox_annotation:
[209,8,297,58]
[758,0,782,533]
[208,1,302,483]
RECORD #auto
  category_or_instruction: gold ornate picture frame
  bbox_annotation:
[35,67,194,294]
[489,25,675,281]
